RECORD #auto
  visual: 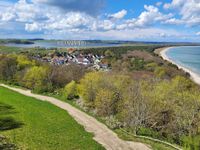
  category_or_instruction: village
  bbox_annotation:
[32,48,110,71]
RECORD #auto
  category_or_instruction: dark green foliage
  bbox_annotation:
[0,39,33,44]
[0,103,23,131]
[81,46,160,58]
[0,56,17,81]
[137,128,162,139]
[0,103,22,149]
[0,117,23,131]
[129,58,145,70]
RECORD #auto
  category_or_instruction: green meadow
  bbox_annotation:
[0,86,104,150]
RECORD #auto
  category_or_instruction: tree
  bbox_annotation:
[0,55,17,81]
[117,80,155,134]
[63,80,78,100]
[105,50,115,58]
[78,72,103,108]
[23,66,52,93]
[95,88,115,116]
[16,55,36,70]
[154,66,166,78]
[50,64,86,89]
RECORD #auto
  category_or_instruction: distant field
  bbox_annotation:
[0,87,104,150]
[0,46,23,53]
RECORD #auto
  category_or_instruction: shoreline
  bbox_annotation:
[155,47,200,85]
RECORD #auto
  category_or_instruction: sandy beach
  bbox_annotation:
[155,47,200,85]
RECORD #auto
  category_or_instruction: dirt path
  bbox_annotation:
[0,84,151,150]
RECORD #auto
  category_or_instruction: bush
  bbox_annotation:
[181,135,200,150]
[103,116,124,129]
[63,81,78,100]
[23,66,53,93]
[137,127,162,139]
[0,55,17,81]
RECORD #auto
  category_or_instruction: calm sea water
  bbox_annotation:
[166,46,200,74]
[4,41,120,48]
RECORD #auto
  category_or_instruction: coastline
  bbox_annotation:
[155,47,200,85]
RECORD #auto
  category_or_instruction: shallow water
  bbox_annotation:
[4,41,120,48]
[166,46,200,74]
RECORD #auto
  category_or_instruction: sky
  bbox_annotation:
[0,0,200,42]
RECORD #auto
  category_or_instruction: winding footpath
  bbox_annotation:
[0,84,151,150]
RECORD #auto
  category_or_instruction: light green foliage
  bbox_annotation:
[145,62,158,71]
[182,136,200,150]
[95,88,115,116]
[79,71,200,145]
[154,67,166,78]
[23,66,52,93]
[16,55,36,70]
[63,80,78,100]
[79,72,130,111]
[78,72,103,108]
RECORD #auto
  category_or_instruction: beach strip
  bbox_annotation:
[155,47,200,85]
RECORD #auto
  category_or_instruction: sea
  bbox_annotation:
[166,46,200,75]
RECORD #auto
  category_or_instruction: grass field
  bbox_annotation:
[0,46,24,53]
[0,87,104,150]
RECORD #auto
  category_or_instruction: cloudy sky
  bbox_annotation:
[0,0,200,42]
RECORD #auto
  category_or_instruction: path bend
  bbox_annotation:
[0,84,151,150]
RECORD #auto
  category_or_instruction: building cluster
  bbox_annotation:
[33,51,110,71]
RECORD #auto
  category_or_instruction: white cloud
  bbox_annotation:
[0,1,175,36]
[97,20,115,31]
[156,2,162,7]
[164,0,185,9]
[0,0,199,41]
[196,32,200,36]
[81,28,184,41]
[124,5,172,28]
[164,18,183,25]
[163,0,200,26]
[25,22,42,32]
[1,12,15,21]
[116,24,128,30]
[109,9,127,19]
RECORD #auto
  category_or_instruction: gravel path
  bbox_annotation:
[0,84,151,150]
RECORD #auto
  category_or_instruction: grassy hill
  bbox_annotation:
[0,86,104,150]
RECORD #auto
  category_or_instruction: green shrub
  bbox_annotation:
[63,80,78,100]
[181,136,200,150]
[137,127,162,139]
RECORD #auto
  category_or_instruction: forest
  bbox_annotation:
[0,46,200,149]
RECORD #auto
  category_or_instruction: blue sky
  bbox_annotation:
[0,0,200,42]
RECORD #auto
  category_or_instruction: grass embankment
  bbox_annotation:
[0,86,104,150]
